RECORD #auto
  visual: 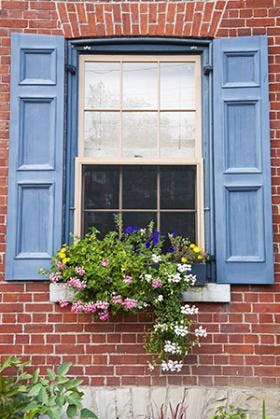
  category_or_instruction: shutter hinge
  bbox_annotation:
[65,64,76,75]
[203,65,213,75]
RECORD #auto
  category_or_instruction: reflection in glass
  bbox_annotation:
[160,63,195,109]
[160,212,196,242]
[83,211,117,237]
[84,62,120,109]
[160,166,196,209]
[160,112,195,159]
[84,112,120,158]
[123,112,157,158]
[123,62,157,109]
[123,212,157,230]
[83,166,119,209]
[123,166,157,209]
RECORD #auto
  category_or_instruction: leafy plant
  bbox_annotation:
[212,405,247,419]
[151,394,187,418]
[44,218,207,371]
[0,356,98,419]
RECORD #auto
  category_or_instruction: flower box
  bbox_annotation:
[191,263,207,286]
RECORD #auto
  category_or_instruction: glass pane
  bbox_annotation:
[83,166,119,210]
[160,62,195,109]
[123,166,157,209]
[84,62,120,109]
[160,212,196,242]
[83,211,117,238]
[123,62,157,109]
[160,112,195,159]
[84,112,120,158]
[160,166,196,209]
[123,112,157,158]
[123,212,157,230]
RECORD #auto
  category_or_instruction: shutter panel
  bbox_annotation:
[6,33,65,280]
[213,35,274,284]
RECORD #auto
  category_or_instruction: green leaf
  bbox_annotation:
[80,408,99,418]
[57,363,72,376]
[55,394,65,408]
[28,383,42,397]
[47,368,56,381]
[64,379,83,390]
[66,392,82,406]
[66,404,78,418]
[31,369,39,384]
[38,386,48,405]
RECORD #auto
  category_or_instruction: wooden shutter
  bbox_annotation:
[213,35,274,284]
[5,33,65,280]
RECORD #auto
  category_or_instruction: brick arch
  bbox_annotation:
[56,1,227,39]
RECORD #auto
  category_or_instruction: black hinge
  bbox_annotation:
[203,65,213,75]
[65,64,76,75]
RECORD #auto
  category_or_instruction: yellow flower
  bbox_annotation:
[62,257,70,264]
[181,257,187,263]
[193,246,200,253]
[197,255,203,261]
[190,244,195,249]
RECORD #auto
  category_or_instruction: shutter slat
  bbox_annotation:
[213,35,274,284]
[6,33,64,280]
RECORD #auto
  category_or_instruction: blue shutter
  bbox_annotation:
[213,36,274,284]
[6,33,65,280]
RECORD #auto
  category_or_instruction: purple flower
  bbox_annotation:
[99,310,109,321]
[59,299,69,308]
[152,231,160,245]
[172,231,177,238]
[145,242,150,248]
[123,275,133,284]
[122,298,137,309]
[152,279,163,289]
[167,246,174,253]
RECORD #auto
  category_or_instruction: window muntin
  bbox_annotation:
[76,55,203,246]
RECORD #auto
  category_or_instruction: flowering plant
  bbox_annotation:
[46,219,207,373]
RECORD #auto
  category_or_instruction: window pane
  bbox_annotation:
[160,112,195,159]
[84,62,120,109]
[123,62,157,109]
[123,112,157,158]
[123,212,157,230]
[160,213,196,242]
[160,63,195,109]
[84,112,120,158]
[160,166,196,209]
[83,166,119,209]
[123,166,157,209]
[83,212,117,237]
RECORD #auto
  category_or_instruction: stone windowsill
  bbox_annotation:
[50,283,231,304]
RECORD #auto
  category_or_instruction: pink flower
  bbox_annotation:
[71,302,86,313]
[123,275,133,284]
[122,298,137,309]
[49,272,62,283]
[112,295,123,304]
[75,266,85,276]
[101,258,109,267]
[68,277,87,289]
[56,261,66,270]
[99,310,109,321]
[152,279,163,289]
[59,299,69,308]
[83,303,97,314]
[94,300,109,310]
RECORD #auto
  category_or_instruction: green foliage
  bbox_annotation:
[212,405,247,419]
[46,220,207,371]
[151,394,187,419]
[0,357,98,419]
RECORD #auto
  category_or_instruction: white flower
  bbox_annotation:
[155,294,163,303]
[195,326,207,338]
[147,361,155,371]
[181,304,199,315]
[177,263,192,273]
[140,228,146,235]
[168,273,181,283]
[161,359,183,373]
[174,324,189,337]
[154,323,168,332]
[152,254,161,263]
[183,274,197,285]
[144,274,152,283]
[163,340,181,354]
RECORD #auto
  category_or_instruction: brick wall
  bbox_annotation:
[1,0,280,387]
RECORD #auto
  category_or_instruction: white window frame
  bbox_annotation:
[74,54,204,247]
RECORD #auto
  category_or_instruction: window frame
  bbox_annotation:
[66,38,214,279]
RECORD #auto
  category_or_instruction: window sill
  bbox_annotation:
[50,283,231,304]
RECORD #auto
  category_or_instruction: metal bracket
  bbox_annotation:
[65,64,76,75]
[203,65,213,75]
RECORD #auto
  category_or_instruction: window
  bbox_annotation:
[75,55,204,246]
[6,33,273,284]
